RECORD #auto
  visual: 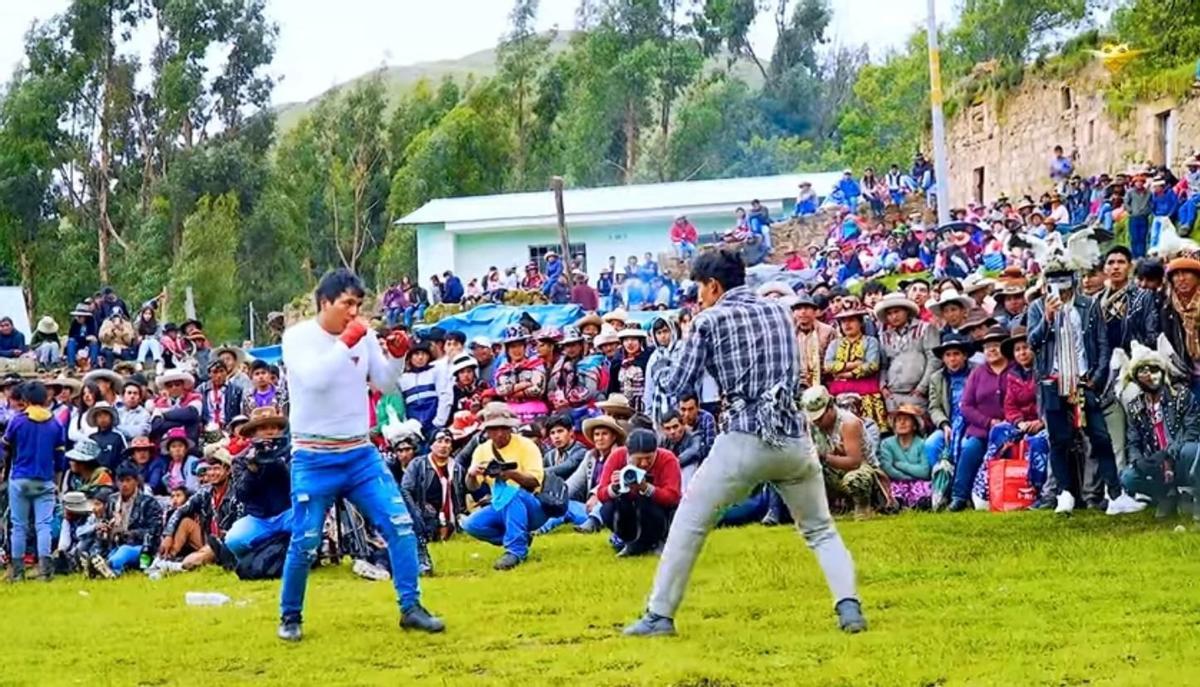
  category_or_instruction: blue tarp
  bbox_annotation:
[247,344,281,364]
[421,304,675,340]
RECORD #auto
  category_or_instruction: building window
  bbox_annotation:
[530,242,587,273]
[1060,86,1072,111]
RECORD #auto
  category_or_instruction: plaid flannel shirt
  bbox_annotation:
[662,285,803,443]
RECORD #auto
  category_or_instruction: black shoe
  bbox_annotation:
[5,564,24,583]
[277,616,303,642]
[400,604,446,633]
[573,518,601,534]
[1156,496,1179,519]
[616,543,649,558]
[37,556,53,582]
[417,543,434,577]
[835,598,868,633]
[947,498,968,512]
[493,553,522,571]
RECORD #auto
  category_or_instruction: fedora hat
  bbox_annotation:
[961,273,995,295]
[602,308,629,324]
[159,426,195,453]
[575,313,603,330]
[85,401,119,428]
[124,435,155,455]
[978,325,1010,347]
[48,376,83,396]
[213,345,247,367]
[156,369,195,388]
[597,394,634,419]
[1000,326,1028,360]
[592,325,620,348]
[959,310,998,333]
[62,491,93,515]
[872,293,919,320]
[583,414,627,445]
[927,290,974,318]
[450,353,479,375]
[83,369,125,394]
[239,406,289,436]
[66,438,102,464]
[932,332,975,357]
[70,303,93,318]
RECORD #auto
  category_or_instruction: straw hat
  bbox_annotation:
[583,414,627,444]
[890,403,924,423]
[213,345,247,367]
[602,308,629,324]
[83,369,125,394]
[239,406,289,436]
[927,290,974,318]
[961,273,995,295]
[85,401,119,428]
[36,316,59,335]
[575,313,603,330]
[597,394,634,419]
[592,325,620,348]
[48,376,83,396]
[62,491,93,515]
[156,369,194,388]
[872,293,919,320]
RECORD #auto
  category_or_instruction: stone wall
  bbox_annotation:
[943,62,1198,207]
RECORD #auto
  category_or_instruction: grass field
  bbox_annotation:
[5,511,1200,686]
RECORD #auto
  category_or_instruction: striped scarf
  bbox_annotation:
[1170,290,1200,363]
[1055,306,1081,397]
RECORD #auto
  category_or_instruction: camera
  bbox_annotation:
[484,458,518,478]
[617,465,647,494]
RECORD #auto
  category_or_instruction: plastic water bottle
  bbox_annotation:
[185,592,231,607]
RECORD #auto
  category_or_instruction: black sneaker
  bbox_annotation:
[277,616,303,642]
[835,598,868,633]
[400,604,446,633]
[493,553,522,571]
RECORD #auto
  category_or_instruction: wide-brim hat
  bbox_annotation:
[592,326,619,348]
[890,403,925,423]
[872,294,919,320]
[898,276,932,290]
[833,308,869,322]
[1167,256,1200,276]
[156,369,195,388]
[597,394,635,419]
[239,408,289,436]
[450,354,479,375]
[932,333,975,357]
[479,410,521,430]
[1000,327,1028,360]
[602,308,629,324]
[83,369,125,394]
[181,318,203,332]
[160,431,195,453]
[928,290,974,317]
[616,327,647,340]
[962,274,995,295]
[62,491,93,515]
[124,436,155,455]
[978,325,1010,347]
[583,414,627,444]
[1017,199,1036,211]
[756,281,795,299]
[36,316,59,335]
[70,303,93,318]
[48,376,83,396]
[213,345,247,366]
[85,402,119,428]
[959,310,998,332]
[449,411,480,440]
[575,313,603,330]
[789,292,819,310]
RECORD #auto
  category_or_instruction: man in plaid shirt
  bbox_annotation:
[624,249,865,637]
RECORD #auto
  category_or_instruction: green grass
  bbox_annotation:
[5,511,1200,686]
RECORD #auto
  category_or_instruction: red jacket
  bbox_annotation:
[669,221,698,245]
[1003,365,1038,424]
[596,447,681,508]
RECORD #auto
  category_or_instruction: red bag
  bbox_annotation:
[988,457,1037,512]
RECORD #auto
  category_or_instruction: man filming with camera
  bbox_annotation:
[462,406,546,571]
[595,428,681,557]
[226,407,293,563]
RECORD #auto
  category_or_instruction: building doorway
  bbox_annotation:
[972,167,985,206]
[1155,109,1176,167]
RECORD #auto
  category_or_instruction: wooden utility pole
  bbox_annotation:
[550,176,572,266]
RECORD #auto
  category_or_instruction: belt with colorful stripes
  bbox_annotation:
[293,433,371,453]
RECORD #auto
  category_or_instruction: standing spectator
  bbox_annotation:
[3,381,66,581]
[570,272,599,311]
[836,170,861,210]
[1149,177,1180,251]
[1049,145,1074,191]
[542,251,564,296]
[0,316,29,359]
[1124,175,1152,258]
[428,275,444,305]
[669,215,699,260]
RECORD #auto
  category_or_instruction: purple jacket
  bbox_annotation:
[960,363,1007,439]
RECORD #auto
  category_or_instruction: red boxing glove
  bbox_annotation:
[339,319,369,349]
[384,330,410,359]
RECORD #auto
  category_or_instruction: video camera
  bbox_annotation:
[484,458,518,478]
[617,465,647,494]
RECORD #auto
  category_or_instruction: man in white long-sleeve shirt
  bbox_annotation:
[277,269,445,642]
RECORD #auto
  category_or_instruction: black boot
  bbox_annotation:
[37,556,53,582]
[417,539,434,577]
[5,560,24,583]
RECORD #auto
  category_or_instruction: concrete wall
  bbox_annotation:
[944,62,1199,207]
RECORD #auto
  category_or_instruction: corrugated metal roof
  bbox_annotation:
[396,172,843,227]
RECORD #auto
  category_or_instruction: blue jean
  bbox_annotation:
[462,488,546,559]
[1150,215,1172,251]
[107,544,143,575]
[8,478,55,560]
[66,339,99,369]
[924,430,949,468]
[279,445,421,620]
[675,241,696,260]
[951,436,986,501]
[403,305,426,329]
[535,499,591,534]
[227,510,294,560]
[102,347,135,369]
[1129,215,1149,258]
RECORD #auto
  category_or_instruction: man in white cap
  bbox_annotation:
[470,336,497,385]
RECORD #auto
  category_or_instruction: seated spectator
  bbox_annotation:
[669,215,699,260]
[925,333,977,471]
[879,404,931,509]
[64,438,115,502]
[160,427,201,495]
[117,378,152,440]
[149,369,202,445]
[450,353,489,415]
[157,485,203,564]
[0,316,29,359]
[92,462,163,577]
[542,413,587,478]
[677,393,715,466]
[2,381,65,581]
[53,491,100,575]
[123,436,164,494]
[803,385,881,519]
[98,311,136,369]
[31,316,61,369]
[86,402,127,471]
[402,429,468,545]
[547,327,601,426]
[551,414,627,534]
[462,406,546,571]
[226,408,293,563]
[494,327,548,423]
[595,428,681,557]
[133,305,163,369]
[951,326,1010,512]
[658,410,703,492]
[65,303,99,370]
[156,444,241,572]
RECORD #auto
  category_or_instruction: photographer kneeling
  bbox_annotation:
[462,406,546,571]
[596,429,682,557]
[226,407,293,566]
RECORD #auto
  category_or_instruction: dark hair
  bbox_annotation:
[862,281,886,296]
[1104,245,1133,262]
[829,286,850,299]
[679,392,699,405]
[661,409,682,425]
[628,414,654,431]
[77,382,102,411]
[115,461,140,481]
[446,330,467,345]
[268,364,280,377]
[250,359,270,372]
[689,249,745,291]
[627,428,658,454]
[545,414,573,432]
[314,268,366,309]
[1136,258,1165,281]
[19,382,43,408]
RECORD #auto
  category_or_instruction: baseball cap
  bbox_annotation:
[470,336,493,349]
[800,385,833,423]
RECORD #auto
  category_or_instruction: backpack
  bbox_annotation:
[234,533,289,580]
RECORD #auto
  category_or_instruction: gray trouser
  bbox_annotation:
[646,431,858,619]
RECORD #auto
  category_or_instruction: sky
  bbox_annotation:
[0,0,955,106]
